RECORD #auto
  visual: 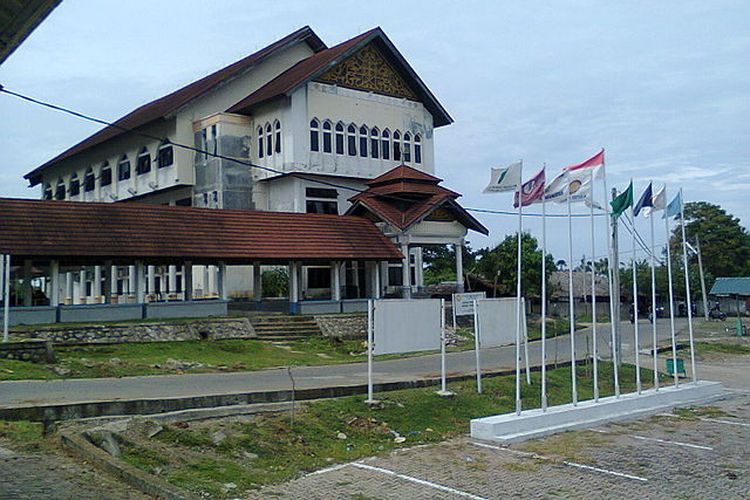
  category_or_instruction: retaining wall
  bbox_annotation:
[0,340,56,363]
[314,313,367,339]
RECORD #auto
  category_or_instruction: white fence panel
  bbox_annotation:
[476,297,527,348]
[373,299,442,355]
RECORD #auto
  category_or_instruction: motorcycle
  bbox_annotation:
[709,307,727,321]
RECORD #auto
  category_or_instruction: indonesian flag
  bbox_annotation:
[514,169,545,207]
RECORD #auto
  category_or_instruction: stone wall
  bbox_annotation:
[10,318,255,346]
[0,340,56,363]
[314,313,367,340]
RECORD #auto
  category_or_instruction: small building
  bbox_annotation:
[709,277,750,315]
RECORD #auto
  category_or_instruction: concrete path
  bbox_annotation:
[0,319,688,411]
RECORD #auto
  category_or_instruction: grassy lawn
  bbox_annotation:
[109,362,656,498]
[693,341,750,357]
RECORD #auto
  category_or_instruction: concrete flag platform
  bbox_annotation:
[470,380,725,444]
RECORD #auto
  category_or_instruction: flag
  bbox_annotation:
[664,191,682,219]
[514,169,545,207]
[643,185,666,217]
[544,167,600,204]
[610,182,633,219]
[564,149,605,173]
[633,183,653,217]
[483,161,522,194]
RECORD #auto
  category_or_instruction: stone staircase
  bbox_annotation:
[247,313,322,341]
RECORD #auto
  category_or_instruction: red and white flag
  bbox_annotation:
[514,168,545,207]
[564,149,605,173]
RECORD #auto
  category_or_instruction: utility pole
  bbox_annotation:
[696,237,709,320]
[611,188,622,367]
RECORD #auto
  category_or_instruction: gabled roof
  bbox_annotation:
[227,27,453,128]
[0,197,403,263]
[24,26,326,186]
[709,277,750,296]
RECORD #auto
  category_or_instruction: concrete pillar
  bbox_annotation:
[217,262,227,300]
[184,261,193,301]
[103,261,113,304]
[78,268,87,304]
[203,265,210,298]
[253,262,262,302]
[289,261,300,303]
[50,260,60,307]
[414,247,424,289]
[147,265,156,301]
[401,243,411,299]
[331,261,341,301]
[455,240,465,293]
[134,261,145,303]
[168,265,177,297]
[93,265,102,303]
[372,261,382,299]
[65,271,73,305]
[128,265,136,300]
[23,259,33,307]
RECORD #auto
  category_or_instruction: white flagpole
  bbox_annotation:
[601,156,620,397]
[541,167,548,411]
[567,170,578,406]
[589,168,599,402]
[2,255,9,343]
[366,299,375,403]
[679,188,697,383]
[664,188,679,387]
[630,185,642,394]
[473,299,482,394]
[649,184,659,391]
[515,160,524,415]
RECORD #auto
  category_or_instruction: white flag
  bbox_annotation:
[544,166,601,204]
[643,185,666,217]
[483,161,522,194]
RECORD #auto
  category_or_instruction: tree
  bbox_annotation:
[422,243,476,286]
[474,233,555,298]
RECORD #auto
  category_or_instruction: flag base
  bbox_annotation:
[435,390,455,398]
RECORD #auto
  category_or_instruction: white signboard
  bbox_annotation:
[452,292,487,317]
[373,299,442,355]
[476,297,527,349]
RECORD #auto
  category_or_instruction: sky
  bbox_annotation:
[0,0,748,265]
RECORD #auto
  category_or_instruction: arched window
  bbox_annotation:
[414,134,422,164]
[55,179,66,200]
[117,156,130,181]
[403,132,412,163]
[101,162,112,186]
[84,167,95,192]
[69,173,80,196]
[157,141,174,168]
[359,125,368,157]
[322,121,332,153]
[347,124,357,156]
[136,148,151,175]
[274,120,282,154]
[43,183,52,200]
[381,129,391,160]
[310,119,320,152]
[265,123,272,156]
[370,127,380,159]
[257,126,264,158]
[335,122,345,155]
[393,130,401,162]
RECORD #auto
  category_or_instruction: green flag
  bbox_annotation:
[610,181,633,219]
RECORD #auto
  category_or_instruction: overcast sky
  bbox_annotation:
[1,0,747,264]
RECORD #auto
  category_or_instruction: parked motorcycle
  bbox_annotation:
[709,307,727,321]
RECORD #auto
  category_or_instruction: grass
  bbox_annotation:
[526,317,580,341]
[114,362,654,498]
[693,342,750,356]
[0,420,46,452]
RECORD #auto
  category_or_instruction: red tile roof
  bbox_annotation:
[0,198,403,263]
[24,26,325,186]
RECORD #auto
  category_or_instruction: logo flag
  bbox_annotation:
[664,191,682,219]
[514,169,545,207]
[633,183,653,217]
[483,161,522,194]
[643,185,666,217]
[610,181,633,219]
[544,167,600,204]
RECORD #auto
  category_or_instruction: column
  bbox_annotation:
[65,271,73,305]
[147,265,156,301]
[94,265,102,303]
[455,240,465,293]
[184,261,193,301]
[168,265,177,299]
[134,261,145,303]
[103,261,113,304]
[203,265,210,298]
[23,259,33,307]
[50,260,60,307]
[401,242,411,299]
[253,262,262,302]
[414,247,424,289]
[78,268,87,304]
[128,265,136,301]
[289,261,300,304]
[372,261,382,299]
[217,262,227,300]
[331,261,342,301]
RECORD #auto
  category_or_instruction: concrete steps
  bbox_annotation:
[248,313,322,341]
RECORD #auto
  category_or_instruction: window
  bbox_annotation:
[310,119,320,152]
[43,184,52,200]
[69,173,80,196]
[210,124,217,155]
[403,132,412,163]
[322,121,332,153]
[359,125,368,157]
[136,148,151,175]
[265,123,272,156]
[335,122,344,155]
[55,179,66,200]
[175,197,191,207]
[118,157,131,181]
[274,120,281,154]
[370,128,380,159]
[84,168,95,192]
[393,130,401,161]
[388,265,403,287]
[347,124,357,156]
[414,134,422,164]
[157,142,174,168]
[306,187,338,198]
[307,267,331,289]
[381,129,390,160]
[101,163,112,186]
[305,187,338,214]
[257,126,264,158]
[200,129,208,159]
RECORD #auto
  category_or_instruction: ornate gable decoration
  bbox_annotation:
[317,43,418,100]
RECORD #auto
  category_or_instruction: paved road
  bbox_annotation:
[0,319,689,409]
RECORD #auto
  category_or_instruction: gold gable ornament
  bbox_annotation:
[317,43,418,100]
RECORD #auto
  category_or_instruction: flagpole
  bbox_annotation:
[649,183,659,391]
[630,182,642,395]
[679,188,697,383]
[515,160,524,416]
[541,166,548,411]
[589,168,599,401]
[601,153,620,398]
[664,187,679,387]
[567,170,577,406]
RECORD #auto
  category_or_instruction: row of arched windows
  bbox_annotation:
[309,119,422,164]
[257,120,282,159]
[43,142,174,200]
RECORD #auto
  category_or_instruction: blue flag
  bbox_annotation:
[664,191,682,219]
[633,183,653,217]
